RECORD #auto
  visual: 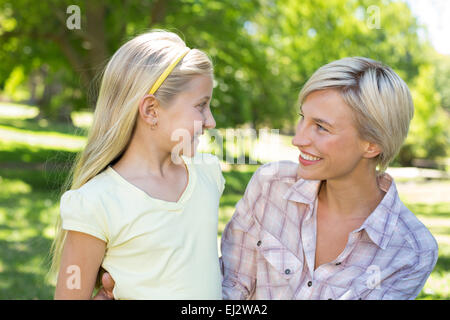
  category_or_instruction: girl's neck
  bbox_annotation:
[112,134,180,179]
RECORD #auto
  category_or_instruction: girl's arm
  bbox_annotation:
[54,230,106,299]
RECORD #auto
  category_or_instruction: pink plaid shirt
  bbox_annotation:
[220,161,438,300]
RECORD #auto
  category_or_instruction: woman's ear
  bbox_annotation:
[138,94,160,127]
[363,141,382,159]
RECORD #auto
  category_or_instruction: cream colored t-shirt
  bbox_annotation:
[60,153,225,300]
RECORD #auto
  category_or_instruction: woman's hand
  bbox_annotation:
[92,272,116,300]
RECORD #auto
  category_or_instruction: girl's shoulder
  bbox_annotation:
[61,167,115,204]
[186,153,224,194]
[184,152,222,177]
[184,152,221,166]
[59,170,113,242]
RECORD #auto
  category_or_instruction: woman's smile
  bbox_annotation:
[299,149,322,166]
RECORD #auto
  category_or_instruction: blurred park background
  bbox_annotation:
[0,0,449,299]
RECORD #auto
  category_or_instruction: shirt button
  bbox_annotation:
[284,269,291,275]
[257,240,262,246]
[307,281,312,287]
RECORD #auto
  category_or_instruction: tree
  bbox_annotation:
[245,0,428,132]
[1,0,271,126]
[432,53,450,112]
[1,0,444,150]
[402,63,449,164]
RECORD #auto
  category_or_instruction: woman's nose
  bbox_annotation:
[292,120,311,147]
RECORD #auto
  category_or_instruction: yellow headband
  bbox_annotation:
[148,48,190,95]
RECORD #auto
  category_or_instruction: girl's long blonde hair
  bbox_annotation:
[48,30,213,283]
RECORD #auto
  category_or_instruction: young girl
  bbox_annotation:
[50,30,225,300]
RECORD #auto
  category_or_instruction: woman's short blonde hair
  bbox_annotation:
[298,57,414,172]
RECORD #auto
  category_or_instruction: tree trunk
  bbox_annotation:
[34,68,74,126]
[56,104,74,125]
[150,0,169,26]
[85,1,108,73]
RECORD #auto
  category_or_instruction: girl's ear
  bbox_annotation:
[138,94,160,126]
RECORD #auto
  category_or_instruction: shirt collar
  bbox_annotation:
[283,172,401,250]
[283,177,322,220]
[354,173,401,250]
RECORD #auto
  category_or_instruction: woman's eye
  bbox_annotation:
[298,112,304,119]
[317,123,328,132]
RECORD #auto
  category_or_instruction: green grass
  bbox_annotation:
[0,169,62,299]
[0,102,448,300]
[408,202,450,299]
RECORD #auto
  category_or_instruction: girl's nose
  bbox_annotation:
[204,108,216,129]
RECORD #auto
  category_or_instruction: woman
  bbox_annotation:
[220,57,438,300]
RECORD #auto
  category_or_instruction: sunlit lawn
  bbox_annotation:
[0,103,448,299]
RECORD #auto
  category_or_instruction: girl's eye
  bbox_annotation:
[317,123,328,132]
[298,112,304,119]
[197,102,207,110]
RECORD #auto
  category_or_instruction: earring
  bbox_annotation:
[150,118,157,129]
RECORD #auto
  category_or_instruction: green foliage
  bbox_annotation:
[401,64,449,163]
[248,0,428,129]
[0,0,448,160]
[433,54,450,111]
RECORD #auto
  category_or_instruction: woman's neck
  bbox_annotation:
[318,169,385,220]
